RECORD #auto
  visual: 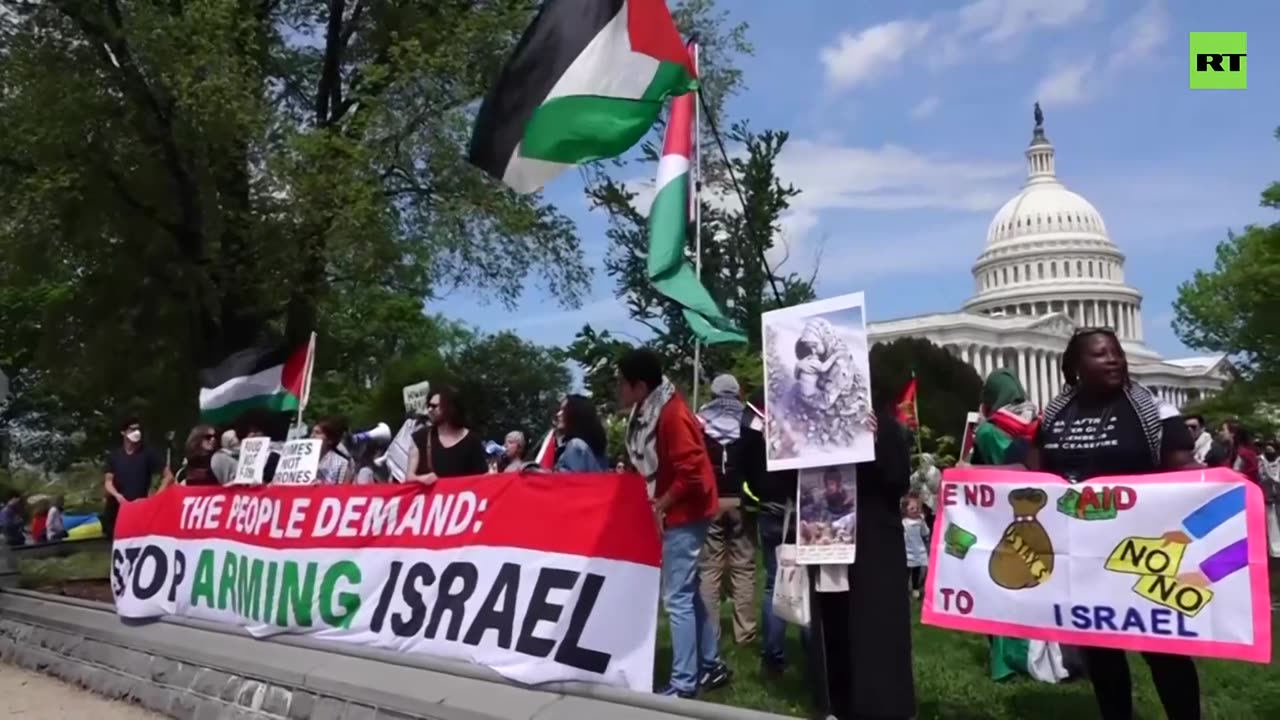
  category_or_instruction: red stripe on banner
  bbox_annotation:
[627,0,696,77]
[113,473,661,567]
[280,340,310,399]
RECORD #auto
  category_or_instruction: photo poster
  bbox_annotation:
[230,437,271,485]
[402,380,431,416]
[922,467,1272,664]
[761,291,876,472]
[959,412,981,464]
[273,439,323,485]
[796,464,858,565]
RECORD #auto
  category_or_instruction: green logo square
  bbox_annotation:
[1189,32,1247,90]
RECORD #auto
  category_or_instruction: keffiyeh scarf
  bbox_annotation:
[625,378,676,480]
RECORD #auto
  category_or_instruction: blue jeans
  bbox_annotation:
[662,520,721,693]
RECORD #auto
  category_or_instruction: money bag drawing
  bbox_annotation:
[988,487,1056,590]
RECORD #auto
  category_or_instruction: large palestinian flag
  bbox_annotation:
[468,0,696,193]
[198,338,314,426]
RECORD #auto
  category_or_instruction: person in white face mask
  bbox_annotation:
[102,416,174,538]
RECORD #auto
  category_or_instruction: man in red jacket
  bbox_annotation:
[617,348,730,698]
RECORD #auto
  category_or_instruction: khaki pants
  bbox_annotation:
[699,501,758,644]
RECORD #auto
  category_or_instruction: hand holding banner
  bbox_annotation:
[923,467,1271,663]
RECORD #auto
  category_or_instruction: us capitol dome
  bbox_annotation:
[867,105,1229,410]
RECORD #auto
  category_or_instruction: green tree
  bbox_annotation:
[0,1,589,448]
[869,338,984,440]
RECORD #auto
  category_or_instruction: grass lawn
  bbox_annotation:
[17,551,1278,718]
[660,565,1280,719]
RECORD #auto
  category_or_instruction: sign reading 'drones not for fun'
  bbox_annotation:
[111,475,661,690]
[923,468,1272,663]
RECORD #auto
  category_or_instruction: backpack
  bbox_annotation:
[702,427,744,498]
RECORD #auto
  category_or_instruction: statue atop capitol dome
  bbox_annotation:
[1034,101,1044,130]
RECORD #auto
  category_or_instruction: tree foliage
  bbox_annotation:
[869,338,984,441]
[0,0,590,453]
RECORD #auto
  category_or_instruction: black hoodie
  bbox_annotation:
[741,388,797,515]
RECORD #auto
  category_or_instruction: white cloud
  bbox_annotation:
[820,21,931,90]
[819,0,1097,89]
[953,0,1097,44]
[1107,0,1169,68]
[1034,60,1095,106]
[911,96,941,119]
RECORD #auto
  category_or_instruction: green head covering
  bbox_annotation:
[981,368,1026,411]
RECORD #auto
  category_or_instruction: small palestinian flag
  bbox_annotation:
[468,0,696,193]
[896,377,919,431]
[198,337,315,426]
[533,428,559,469]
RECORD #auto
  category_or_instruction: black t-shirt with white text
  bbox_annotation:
[1035,397,1193,484]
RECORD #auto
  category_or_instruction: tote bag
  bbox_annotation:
[771,502,810,627]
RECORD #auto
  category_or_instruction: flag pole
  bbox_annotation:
[913,370,924,458]
[690,39,703,407]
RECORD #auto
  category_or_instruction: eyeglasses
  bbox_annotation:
[427,403,440,410]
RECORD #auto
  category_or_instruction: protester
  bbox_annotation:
[903,493,930,600]
[1260,440,1280,558]
[312,418,354,484]
[45,495,66,542]
[970,367,1070,683]
[739,387,801,678]
[617,348,729,698]
[103,417,173,538]
[0,491,25,547]
[1185,414,1212,464]
[211,429,240,484]
[501,430,527,473]
[1029,328,1200,720]
[807,404,916,720]
[1227,422,1261,485]
[407,387,488,483]
[554,394,609,472]
[695,374,757,646]
[909,453,940,527]
[177,424,220,486]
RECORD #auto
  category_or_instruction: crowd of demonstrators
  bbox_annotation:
[554,395,610,472]
[696,374,758,647]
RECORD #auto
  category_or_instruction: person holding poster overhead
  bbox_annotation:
[1030,328,1200,720]
[806,396,916,720]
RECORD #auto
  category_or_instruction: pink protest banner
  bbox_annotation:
[922,467,1272,664]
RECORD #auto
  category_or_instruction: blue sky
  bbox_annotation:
[438,0,1278,364]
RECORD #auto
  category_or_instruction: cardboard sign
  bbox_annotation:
[273,439,322,485]
[923,467,1272,664]
[402,381,431,416]
[230,437,271,486]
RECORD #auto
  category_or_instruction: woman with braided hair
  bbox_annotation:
[1028,328,1200,720]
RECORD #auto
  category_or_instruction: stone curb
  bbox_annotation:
[0,589,797,720]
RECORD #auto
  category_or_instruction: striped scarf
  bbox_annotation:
[625,378,676,480]
[1041,382,1178,466]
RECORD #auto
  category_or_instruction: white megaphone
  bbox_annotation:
[353,422,392,444]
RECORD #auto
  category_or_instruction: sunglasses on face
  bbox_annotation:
[427,403,440,410]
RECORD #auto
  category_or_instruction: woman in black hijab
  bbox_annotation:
[808,389,916,719]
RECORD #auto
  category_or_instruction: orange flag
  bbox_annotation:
[896,377,919,431]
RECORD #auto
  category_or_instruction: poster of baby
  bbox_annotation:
[922,467,1272,663]
[761,291,875,472]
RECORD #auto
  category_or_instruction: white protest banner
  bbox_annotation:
[382,419,419,482]
[402,381,431,416]
[923,467,1272,663]
[111,473,661,691]
[230,438,271,486]
[273,439,322,485]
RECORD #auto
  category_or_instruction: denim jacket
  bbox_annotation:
[554,437,609,473]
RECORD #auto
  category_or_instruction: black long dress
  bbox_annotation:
[808,411,915,720]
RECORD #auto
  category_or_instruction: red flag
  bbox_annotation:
[896,377,919,431]
[535,429,557,469]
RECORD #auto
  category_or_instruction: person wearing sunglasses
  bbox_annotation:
[177,424,220,486]
[407,386,488,484]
